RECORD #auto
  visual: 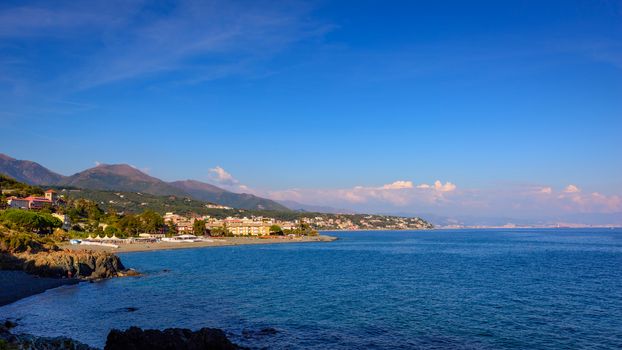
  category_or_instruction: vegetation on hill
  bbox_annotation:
[0,231,54,254]
[0,210,62,234]
[57,188,432,230]
[0,174,44,202]
[0,175,433,242]
[0,154,291,211]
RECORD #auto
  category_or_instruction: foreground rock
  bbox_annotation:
[1,322,97,350]
[1,249,137,280]
[1,323,244,350]
[105,326,243,350]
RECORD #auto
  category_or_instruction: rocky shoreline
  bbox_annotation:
[0,245,139,307]
[1,248,137,280]
[1,321,244,350]
[0,237,333,348]
[1,320,97,349]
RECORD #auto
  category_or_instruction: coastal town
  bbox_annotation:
[1,175,432,248]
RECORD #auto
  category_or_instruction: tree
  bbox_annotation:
[269,224,283,235]
[65,199,104,222]
[104,225,122,237]
[0,209,62,234]
[207,226,225,237]
[117,214,141,236]
[193,219,206,236]
[139,210,164,233]
[104,208,120,225]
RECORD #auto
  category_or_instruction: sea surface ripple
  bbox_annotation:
[1,228,621,349]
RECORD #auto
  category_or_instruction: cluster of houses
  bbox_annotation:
[5,189,72,230]
[163,212,299,236]
[6,189,61,210]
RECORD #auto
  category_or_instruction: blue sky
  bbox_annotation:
[1,0,621,218]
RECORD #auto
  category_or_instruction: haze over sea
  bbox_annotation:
[2,229,621,349]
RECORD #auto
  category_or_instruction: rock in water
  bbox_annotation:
[105,326,243,350]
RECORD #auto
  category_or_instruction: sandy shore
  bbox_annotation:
[60,235,337,253]
[0,271,79,307]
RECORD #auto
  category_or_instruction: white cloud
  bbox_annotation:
[564,184,581,193]
[264,179,458,208]
[380,180,414,190]
[208,166,238,186]
[267,181,621,217]
[415,180,456,192]
[207,166,257,194]
[433,180,456,192]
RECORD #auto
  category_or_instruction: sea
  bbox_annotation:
[1,229,621,349]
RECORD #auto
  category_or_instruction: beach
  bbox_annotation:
[60,235,337,253]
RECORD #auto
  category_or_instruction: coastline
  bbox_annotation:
[60,235,338,254]
[0,235,337,308]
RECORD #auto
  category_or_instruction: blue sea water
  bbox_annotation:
[1,229,622,349]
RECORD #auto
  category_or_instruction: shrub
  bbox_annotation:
[0,233,46,253]
[0,209,62,234]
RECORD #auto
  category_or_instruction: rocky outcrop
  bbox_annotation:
[105,326,243,350]
[1,249,137,280]
[1,322,97,350]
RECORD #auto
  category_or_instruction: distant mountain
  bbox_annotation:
[0,154,290,211]
[58,164,189,197]
[0,153,65,185]
[278,200,356,214]
[169,180,290,211]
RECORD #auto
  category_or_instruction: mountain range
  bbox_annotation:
[0,153,289,211]
[3,153,620,226]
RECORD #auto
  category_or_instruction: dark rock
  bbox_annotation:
[3,319,17,329]
[105,326,243,350]
[121,307,139,312]
[242,327,278,338]
[259,327,278,336]
[0,322,97,350]
[120,268,140,277]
